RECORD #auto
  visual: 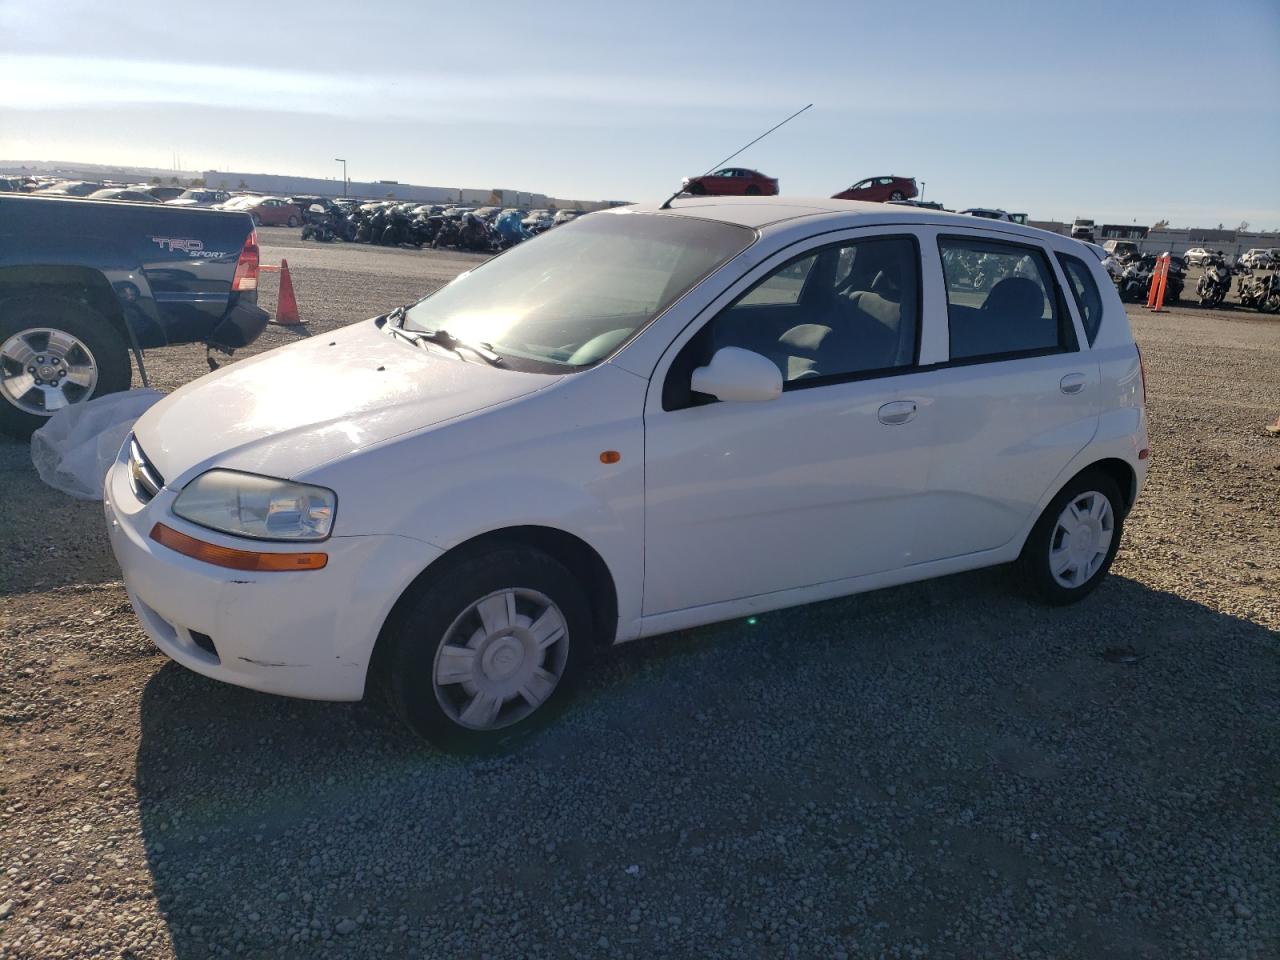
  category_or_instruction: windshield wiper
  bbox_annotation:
[417,328,504,366]
[385,305,502,366]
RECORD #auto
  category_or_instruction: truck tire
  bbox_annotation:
[0,296,132,440]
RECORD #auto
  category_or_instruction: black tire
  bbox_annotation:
[744,186,762,196]
[0,296,132,440]
[287,215,298,227]
[890,190,906,200]
[687,183,706,195]
[251,213,262,227]
[380,546,594,751]
[1014,470,1125,605]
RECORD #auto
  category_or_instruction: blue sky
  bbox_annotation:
[3,0,1278,228]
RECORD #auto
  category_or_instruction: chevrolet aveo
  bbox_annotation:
[106,198,1149,749]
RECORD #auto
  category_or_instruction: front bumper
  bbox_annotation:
[104,445,440,701]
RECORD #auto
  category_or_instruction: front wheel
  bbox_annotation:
[287,215,298,227]
[0,296,132,439]
[380,547,594,751]
[1014,471,1124,605]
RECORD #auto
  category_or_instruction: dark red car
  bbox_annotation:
[833,175,918,203]
[682,168,779,196]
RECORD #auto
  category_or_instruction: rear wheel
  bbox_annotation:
[1014,470,1124,605]
[287,215,298,227]
[890,190,906,201]
[744,185,761,196]
[0,296,132,439]
[381,546,594,751]
[251,213,263,227]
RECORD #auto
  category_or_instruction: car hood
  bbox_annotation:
[133,318,561,486]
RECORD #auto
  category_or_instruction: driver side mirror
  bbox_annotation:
[691,347,783,403]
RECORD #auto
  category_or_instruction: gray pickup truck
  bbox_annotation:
[0,193,269,438]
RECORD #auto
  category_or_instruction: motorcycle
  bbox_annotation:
[493,210,531,250]
[456,212,494,252]
[1238,270,1280,313]
[300,204,337,242]
[431,215,461,250]
[1196,255,1232,308]
[1119,254,1184,304]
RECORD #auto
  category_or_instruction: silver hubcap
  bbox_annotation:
[1049,491,1114,589]
[0,327,99,416]
[433,588,569,731]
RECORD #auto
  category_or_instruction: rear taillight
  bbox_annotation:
[231,229,259,292]
[1136,345,1148,404]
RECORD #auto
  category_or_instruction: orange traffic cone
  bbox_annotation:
[271,259,303,325]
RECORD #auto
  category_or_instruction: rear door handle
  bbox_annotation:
[877,400,917,425]
[1060,373,1087,394]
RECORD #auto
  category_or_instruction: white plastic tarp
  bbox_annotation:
[30,389,164,501]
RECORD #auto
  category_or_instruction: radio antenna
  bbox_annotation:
[660,103,813,210]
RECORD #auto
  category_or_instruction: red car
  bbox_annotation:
[833,175,918,203]
[219,195,303,227]
[682,167,779,197]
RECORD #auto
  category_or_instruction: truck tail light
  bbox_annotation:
[231,229,260,292]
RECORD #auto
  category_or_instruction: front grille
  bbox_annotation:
[127,436,165,503]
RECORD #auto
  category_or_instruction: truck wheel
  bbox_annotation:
[0,296,132,440]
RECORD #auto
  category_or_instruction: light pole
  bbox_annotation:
[334,158,347,197]
[920,181,926,202]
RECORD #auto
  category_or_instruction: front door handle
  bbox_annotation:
[1060,373,1087,394]
[877,400,917,425]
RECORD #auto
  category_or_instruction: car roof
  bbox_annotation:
[617,196,1070,244]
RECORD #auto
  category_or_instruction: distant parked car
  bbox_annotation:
[1182,247,1212,267]
[553,210,584,226]
[0,177,23,192]
[86,188,158,203]
[1103,240,1140,260]
[1070,219,1096,243]
[522,209,554,232]
[33,180,103,197]
[1239,248,1275,269]
[832,176,918,203]
[144,185,186,202]
[888,199,947,211]
[168,188,231,208]
[219,196,302,227]
[959,208,1012,221]
[682,168,779,197]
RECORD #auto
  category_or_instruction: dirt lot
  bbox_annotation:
[1,229,1277,959]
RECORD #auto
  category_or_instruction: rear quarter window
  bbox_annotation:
[1057,253,1104,345]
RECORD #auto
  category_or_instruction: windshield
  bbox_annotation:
[403,212,753,371]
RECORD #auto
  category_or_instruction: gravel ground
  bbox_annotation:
[1,229,1277,959]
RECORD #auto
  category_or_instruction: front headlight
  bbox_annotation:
[172,470,336,541]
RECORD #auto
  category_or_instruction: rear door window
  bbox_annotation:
[938,237,1076,362]
[1057,253,1104,345]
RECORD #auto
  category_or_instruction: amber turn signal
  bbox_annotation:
[599,450,621,464]
[149,523,328,571]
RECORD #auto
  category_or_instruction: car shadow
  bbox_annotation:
[135,571,1279,959]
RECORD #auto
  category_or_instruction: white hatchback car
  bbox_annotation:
[105,198,1149,748]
